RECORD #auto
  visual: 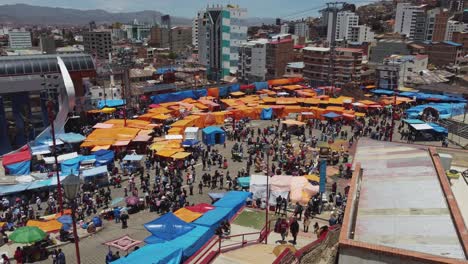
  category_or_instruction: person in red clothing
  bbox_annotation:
[14,247,23,264]
[279,218,289,242]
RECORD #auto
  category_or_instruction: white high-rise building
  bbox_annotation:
[445,19,468,41]
[280,24,290,34]
[294,22,310,40]
[197,4,248,80]
[8,29,32,49]
[238,39,268,82]
[394,3,427,40]
[327,11,359,42]
[192,12,201,48]
[349,25,375,44]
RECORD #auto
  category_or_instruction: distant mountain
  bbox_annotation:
[0,4,192,26]
[0,4,276,27]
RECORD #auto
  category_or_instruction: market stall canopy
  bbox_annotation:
[174,208,202,222]
[403,119,426,124]
[26,220,62,233]
[171,152,191,160]
[123,154,144,161]
[82,165,108,178]
[132,135,152,142]
[144,213,195,241]
[93,123,114,129]
[165,135,183,140]
[91,145,111,152]
[185,203,215,214]
[113,140,131,147]
[30,145,51,155]
[281,120,306,126]
[410,123,434,130]
[43,152,78,164]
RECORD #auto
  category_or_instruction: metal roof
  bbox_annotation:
[0,54,95,77]
[352,139,466,260]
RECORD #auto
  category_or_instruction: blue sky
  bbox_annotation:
[0,0,370,18]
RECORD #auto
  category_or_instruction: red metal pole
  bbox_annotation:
[72,204,81,264]
[390,94,396,142]
[47,101,63,214]
[265,150,270,244]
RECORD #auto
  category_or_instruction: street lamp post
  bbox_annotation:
[62,174,82,264]
[42,74,64,214]
[263,144,271,244]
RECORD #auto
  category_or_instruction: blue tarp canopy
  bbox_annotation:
[93,149,114,166]
[61,156,82,175]
[151,89,207,104]
[427,123,448,135]
[372,89,395,95]
[213,191,252,215]
[237,177,250,188]
[97,99,126,109]
[254,82,268,91]
[144,235,166,244]
[57,133,86,144]
[30,145,50,155]
[218,86,229,97]
[322,112,342,118]
[208,192,226,201]
[111,244,183,264]
[405,103,467,119]
[0,183,30,195]
[399,92,467,103]
[26,179,52,190]
[82,165,108,178]
[192,207,232,228]
[182,139,200,147]
[261,108,273,120]
[123,155,144,161]
[144,213,195,241]
[5,160,31,175]
[202,126,225,146]
[156,66,176,75]
[403,119,426,124]
[230,84,240,92]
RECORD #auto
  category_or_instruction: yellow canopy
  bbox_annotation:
[230,91,245,96]
[152,114,171,120]
[355,112,366,117]
[174,208,203,222]
[91,145,111,151]
[171,152,192,160]
[157,149,181,158]
[101,107,116,114]
[304,174,320,182]
[27,220,62,233]
[281,120,306,126]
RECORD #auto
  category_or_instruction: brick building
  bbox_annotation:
[303,47,363,87]
[420,41,463,66]
[265,38,294,79]
[452,32,468,55]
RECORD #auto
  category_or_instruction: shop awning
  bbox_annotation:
[123,154,144,161]
[410,123,433,130]
[171,152,191,160]
[157,149,180,158]
[281,120,306,126]
[93,123,114,129]
[91,145,111,152]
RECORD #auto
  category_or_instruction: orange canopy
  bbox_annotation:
[27,220,62,233]
[174,208,202,222]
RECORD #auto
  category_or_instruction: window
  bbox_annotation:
[98,92,102,96]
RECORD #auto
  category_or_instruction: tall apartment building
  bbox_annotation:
[192,12,201,48]
[265,37,294,80]
[123,20,151,41]
[171,27,192,53]
[452,32,468,54]
[83,31,112,59]
[376,54,428,90]
[8,29,32,49]
[294,22,310,40]
[303,47,363,87]
[445,19,468,41]
[39,36,56,54]
[238,39,268,82]
[394,3,427,41]
[197,5,248,80]
[327,11,359,42]
[281,24,290,34]
[349,25,375,44]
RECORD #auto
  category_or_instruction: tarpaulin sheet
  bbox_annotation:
[27,179,52,190]
[82,165,108,178]
[218,86,229,97]
[151,90,207,104]
[57,133,86,143]
[5,160,31,175]
[213,191,251,216]
[192,207,232,228]
[27,220,62,233]
[261,108,273,120]
[250,175,268,202]
[207,87,219,98]
[405,103,466,119]
[202,126,225,146]
[290,177,319,206]
[93,150,114,166]
[111,244,182,264]
[61,156,81,175]
[0,183,30,195]
[427,123,448,135]
[31,145,50,155]
[144,213,195,241]
[97,99,125,109]
[237,177,250,188]
[174,208,203,222]
[230,83,240,92]
[3,146,31,166]
[254,82,268,91]
[185,203,215,214]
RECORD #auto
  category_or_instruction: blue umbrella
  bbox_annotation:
[57,215,72,225]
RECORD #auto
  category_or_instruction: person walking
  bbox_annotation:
[121,209,129,229]
[279,218,289,242]
[13,247,23,264]
[57,249,66,264]
[303,215,311,233]
[290,217,299,245]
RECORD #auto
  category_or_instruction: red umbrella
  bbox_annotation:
[125,196,139,206]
